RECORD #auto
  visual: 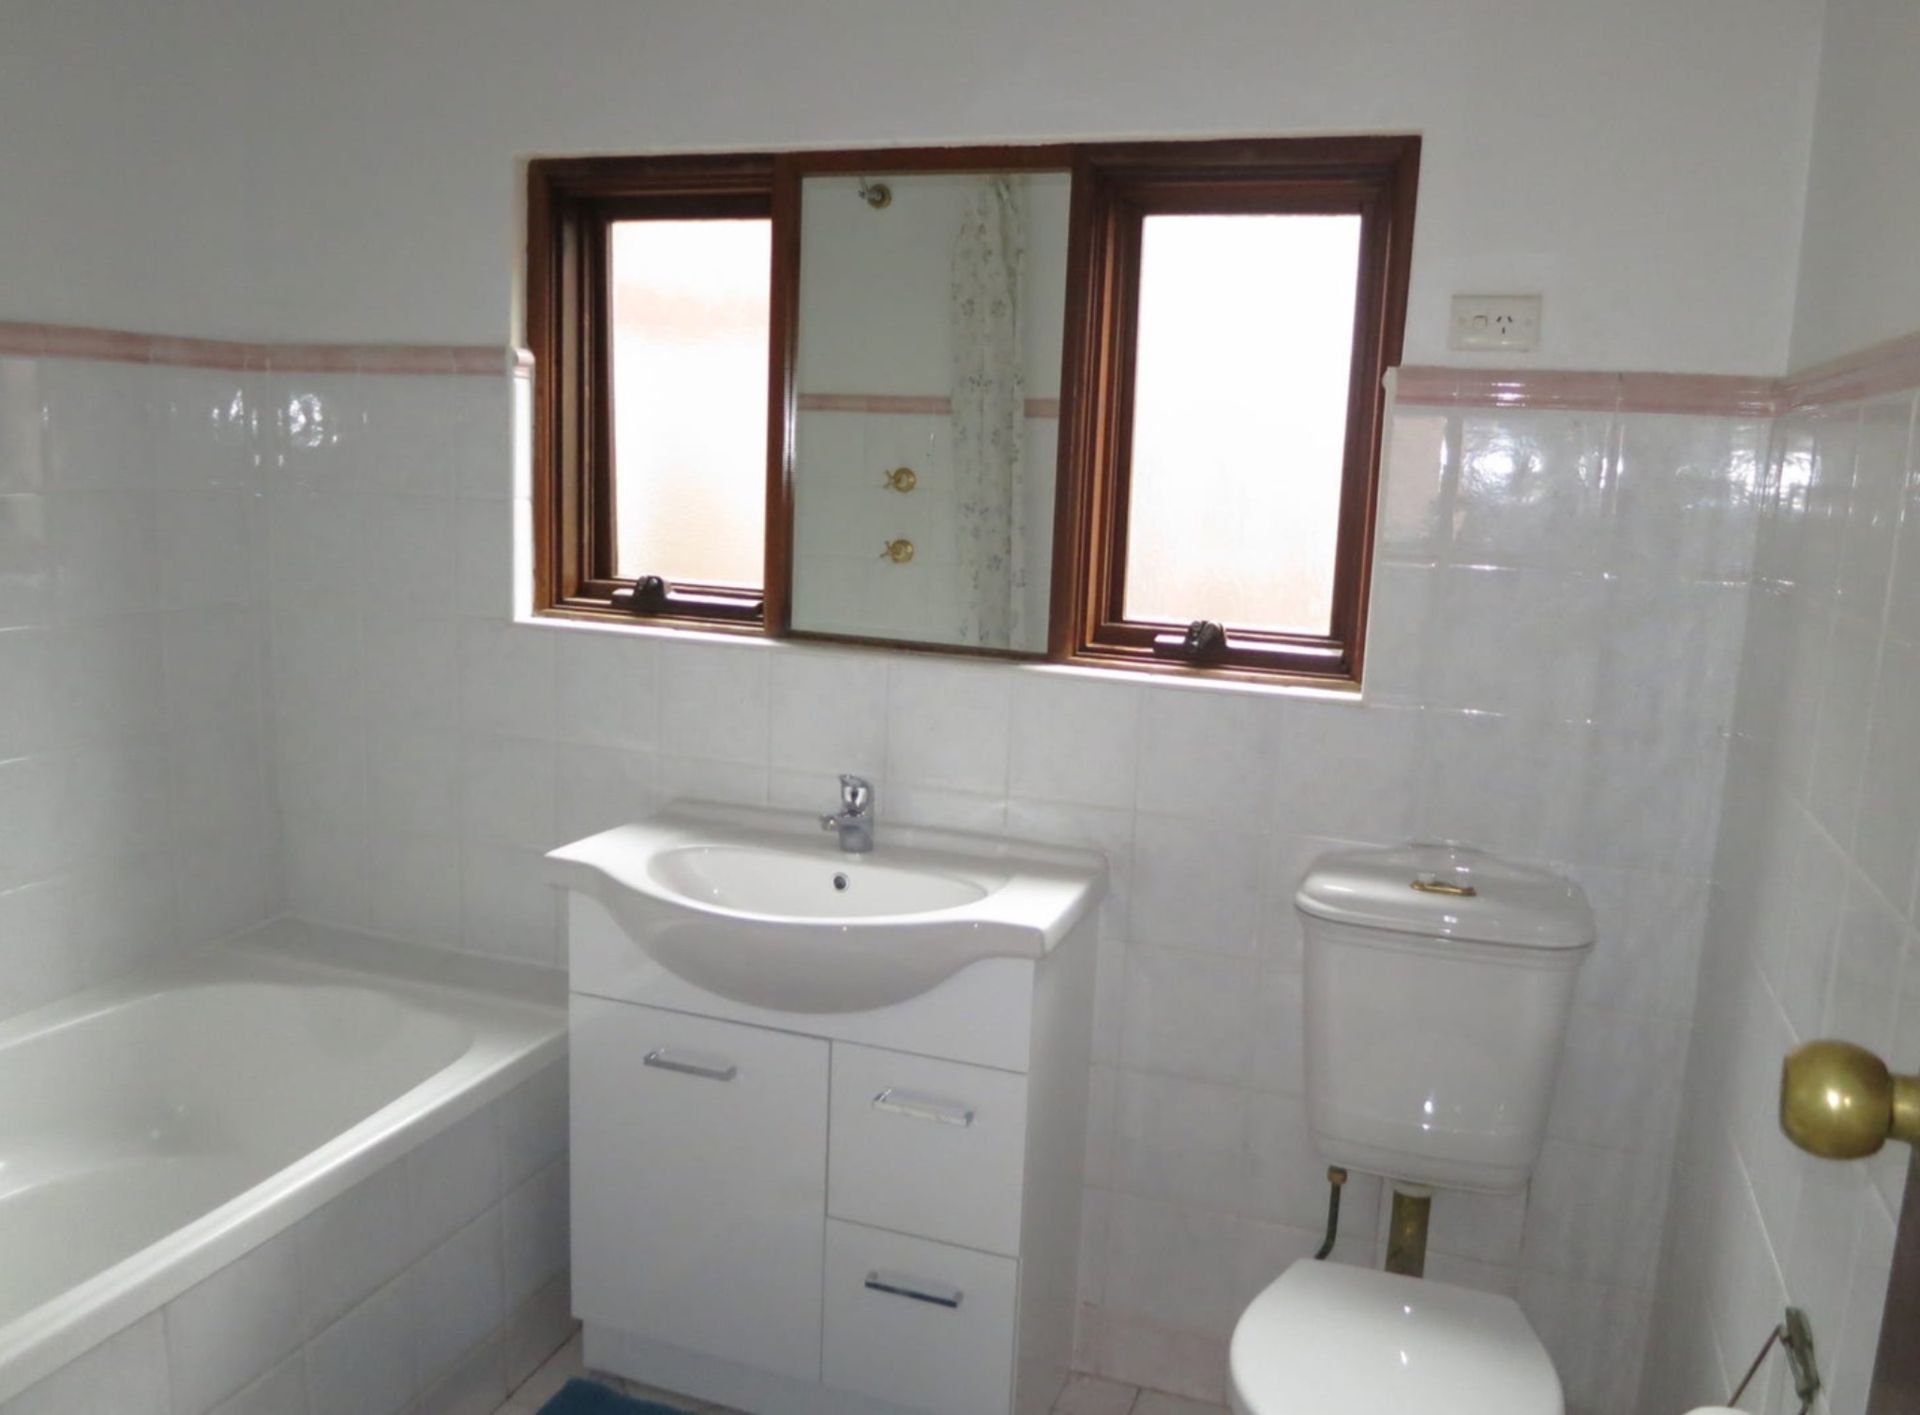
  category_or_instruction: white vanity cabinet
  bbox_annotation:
[569,998,829,1382]
[564,886,1099,1415]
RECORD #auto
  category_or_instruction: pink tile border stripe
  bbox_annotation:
[798,392,1062,418]
[0,320,520,376]
[1398,333,1920,416]
[4,316,1919,412]
[1781,330,1920,409]
[1394,366,1780,417]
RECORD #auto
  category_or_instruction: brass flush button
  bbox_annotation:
[883,466,917,493]
[882,539,915,564]
[1411,873,1477,898]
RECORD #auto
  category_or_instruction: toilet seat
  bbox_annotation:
[1229,1261,1562,1415]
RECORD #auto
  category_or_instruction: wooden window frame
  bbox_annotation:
[1049,137,1420,685]
[526,153,787,631]
[528,137,1418,686]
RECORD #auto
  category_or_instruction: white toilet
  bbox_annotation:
[1229,843,1596,1415]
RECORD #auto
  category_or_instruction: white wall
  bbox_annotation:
[0,0,1825,374]
[0,1,260,339]
[1787,0,1920,371]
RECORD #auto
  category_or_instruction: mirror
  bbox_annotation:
[789,169,1072,653]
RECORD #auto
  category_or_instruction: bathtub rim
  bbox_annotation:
[0,919,567,1405]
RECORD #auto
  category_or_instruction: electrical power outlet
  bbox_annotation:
[1449,294,1542,352]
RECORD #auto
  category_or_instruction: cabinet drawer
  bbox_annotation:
[829,1043,1027,1255]
[822,1219,1017,1415]
[570,998,827,1382]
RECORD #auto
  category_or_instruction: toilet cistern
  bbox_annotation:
[1228,843,1594,1415]
[1294,843,1594,1199]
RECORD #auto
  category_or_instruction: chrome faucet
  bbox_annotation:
[820,773,874,853]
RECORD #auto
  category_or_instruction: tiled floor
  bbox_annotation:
[489,1338,1229,1415]
[1054,1374,1230,1415]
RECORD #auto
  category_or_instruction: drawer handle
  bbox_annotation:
[872,1088,975,1128]
[864,1269,964,1310]
[643,1047,738,1083]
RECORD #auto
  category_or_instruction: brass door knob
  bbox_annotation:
[1780,1039,1920,1159]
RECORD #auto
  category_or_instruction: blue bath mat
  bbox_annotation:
[537,1377,694,1415]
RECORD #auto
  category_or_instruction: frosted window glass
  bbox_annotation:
[1122,214,1362,636]
[610,219,771,589]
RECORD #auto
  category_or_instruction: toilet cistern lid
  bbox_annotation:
[1230,1261,1562,1415]
[1294,843,1595,951]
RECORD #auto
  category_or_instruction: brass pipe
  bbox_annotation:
[1385,1188,1431,1278]
[1780,1040,1920,1160]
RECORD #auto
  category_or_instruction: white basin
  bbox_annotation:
[547,803,1106,1013]
[647,843,993,918]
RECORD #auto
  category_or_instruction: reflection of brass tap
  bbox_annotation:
[883,466,918,493]
[882,539,915,564]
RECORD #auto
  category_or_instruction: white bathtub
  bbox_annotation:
[0,920,567,1406]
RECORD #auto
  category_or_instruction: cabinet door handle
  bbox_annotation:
[872,1087,975,1127]
[643,1047,737,1082]
[864,1269,964,1309]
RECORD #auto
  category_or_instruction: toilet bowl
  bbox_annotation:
[1229,1261,1560,1415]
[1228,844,1595,1415]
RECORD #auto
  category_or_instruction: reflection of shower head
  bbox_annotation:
[857,177,892,210]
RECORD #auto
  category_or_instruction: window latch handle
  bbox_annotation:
[1152,620,1228,663]
[611,574,669,615]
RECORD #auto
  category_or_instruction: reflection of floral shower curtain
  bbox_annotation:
[950,176,1028,649]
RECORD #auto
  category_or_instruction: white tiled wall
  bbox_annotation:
[0,354,281,1024]
[3,347,1773,1412]
[0,1060,571,1415]
[262,371,527,958]
[246,367,1760,1411]
[1638,386,1920,1415]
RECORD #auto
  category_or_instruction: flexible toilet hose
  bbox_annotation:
[1312,1167,1347,1261]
